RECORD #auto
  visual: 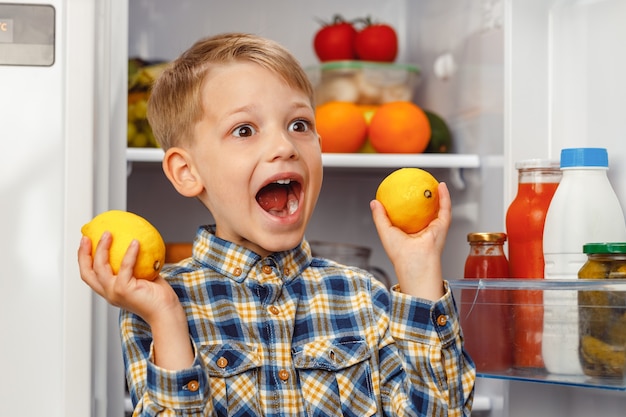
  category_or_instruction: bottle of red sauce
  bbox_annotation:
[505,159,561,369]
[461,232,511,372]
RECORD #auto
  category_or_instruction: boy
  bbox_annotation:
[79,33,475,416]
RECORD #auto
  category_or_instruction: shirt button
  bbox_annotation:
[186,380,199,392]
[278,369,290,381]
[217,357,228,368]
[262,265,273,274]
[436,315,448,326]
[233,267,242,276]
[269,305,280,315]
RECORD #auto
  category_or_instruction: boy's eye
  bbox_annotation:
[233,124,256,138]
[289,119,311,133]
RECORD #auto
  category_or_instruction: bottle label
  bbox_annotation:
[542,252,585,375]
[542,289,583,374]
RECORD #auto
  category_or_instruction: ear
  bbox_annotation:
[162,147,204,197]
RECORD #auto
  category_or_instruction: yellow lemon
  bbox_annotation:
[376,168,440,234]
[81,210,166,280]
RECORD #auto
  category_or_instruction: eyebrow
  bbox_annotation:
[224,100,311,118]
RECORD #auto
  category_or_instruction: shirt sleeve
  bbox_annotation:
[120,310,213,416]
[384,280,476,417]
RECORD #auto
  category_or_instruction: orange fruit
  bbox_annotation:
[315,101,368,153]
[368,101,431,153]
[376,168,440,234]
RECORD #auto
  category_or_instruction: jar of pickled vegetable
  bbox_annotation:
[578,242,626,378]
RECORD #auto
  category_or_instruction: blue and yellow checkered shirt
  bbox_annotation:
[121,225,475,416]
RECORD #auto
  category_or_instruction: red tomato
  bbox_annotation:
[313,17,357,62]
[355,23,398,62]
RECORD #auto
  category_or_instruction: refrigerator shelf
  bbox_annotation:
[126,147,481,169]
[449,279,626,391]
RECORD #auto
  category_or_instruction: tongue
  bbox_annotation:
[257,183,288,211]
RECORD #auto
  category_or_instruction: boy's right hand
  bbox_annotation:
[79,232,195,370]
[77,231,183,326]
[370,182,451,301]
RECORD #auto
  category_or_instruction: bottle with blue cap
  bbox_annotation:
[542,147,626,375]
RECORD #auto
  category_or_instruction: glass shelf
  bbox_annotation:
[126,148,481,169]
[448,279,626,391]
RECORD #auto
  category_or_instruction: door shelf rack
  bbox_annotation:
[449,278,626,391]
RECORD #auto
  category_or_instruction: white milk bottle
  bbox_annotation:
[542,147,626,375]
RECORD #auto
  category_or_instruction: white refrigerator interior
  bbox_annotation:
[127,0,626,416]
[505,0,626,415]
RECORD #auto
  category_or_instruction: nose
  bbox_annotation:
[267,128,299,161]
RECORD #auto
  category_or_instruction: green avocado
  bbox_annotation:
[424,110,452,153]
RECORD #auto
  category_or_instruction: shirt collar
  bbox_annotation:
[191,225,313,284]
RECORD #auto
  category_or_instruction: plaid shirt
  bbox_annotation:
[121,225,475,416]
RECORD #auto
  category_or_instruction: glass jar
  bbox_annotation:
[464,232,510,278]
[505,159,561,369]
[461,232,512,372]
[578,242,626,378]
[309,241,391,288]
[506,159,561,278]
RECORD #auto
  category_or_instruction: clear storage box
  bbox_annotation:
[306,61,420,106]
[449,278,626,391]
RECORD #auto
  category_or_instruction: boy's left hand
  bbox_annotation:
[370,182,451,301]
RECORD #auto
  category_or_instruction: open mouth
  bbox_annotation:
[256,179,302,217]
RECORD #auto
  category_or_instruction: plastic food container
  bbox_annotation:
[306,61,420,106]
[165,242,193,264]
[578,242,626,378]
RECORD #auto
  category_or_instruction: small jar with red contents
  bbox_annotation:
[461,232,512,372]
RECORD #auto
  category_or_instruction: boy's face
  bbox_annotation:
[186,62,323,257]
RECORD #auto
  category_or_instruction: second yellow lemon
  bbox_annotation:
[376,168,440,234]
[81,210,166,280]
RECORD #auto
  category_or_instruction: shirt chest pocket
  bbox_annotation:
[292,338,378,417]
[200,342,262,416]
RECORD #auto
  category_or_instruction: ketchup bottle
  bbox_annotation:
[461,232,511,372]
[505,159,561,369]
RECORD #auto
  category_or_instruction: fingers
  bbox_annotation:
[77,234,105,295]
[115,239,139,286]
[370,199,401,260]
[370,199,391,233]
[436,182,452,230]
[78,231,139,302]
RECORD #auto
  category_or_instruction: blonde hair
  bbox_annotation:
[147,33,314,150]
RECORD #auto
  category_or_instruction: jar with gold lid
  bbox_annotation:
[461,232,512,372]
[578,242,626,378]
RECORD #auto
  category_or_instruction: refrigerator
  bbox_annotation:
[2,0,626,416]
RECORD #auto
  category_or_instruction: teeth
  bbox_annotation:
[288,197,298,215]
[275,179,291,185]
